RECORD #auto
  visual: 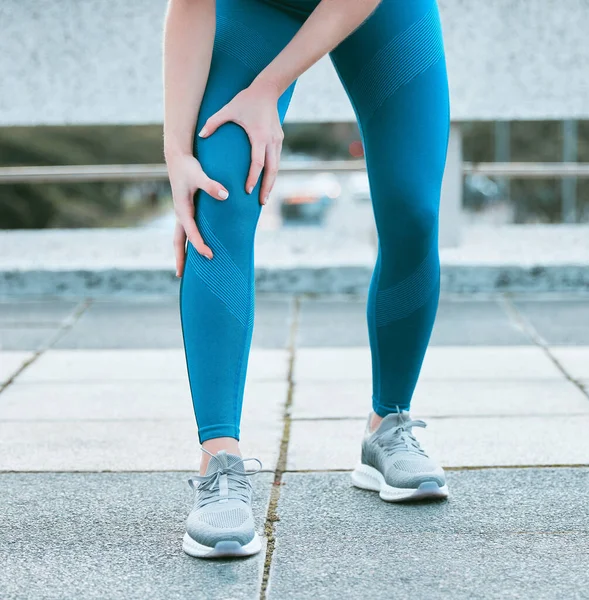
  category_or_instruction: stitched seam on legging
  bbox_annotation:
[214,14,275,74]
[350,1,444,124]
[178,263,202,439]
[187,214,250,328]
[232,232,256,439]
[375,236,440,327]
[372,249,383,405]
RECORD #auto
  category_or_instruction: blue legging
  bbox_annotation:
[180,0,450,443]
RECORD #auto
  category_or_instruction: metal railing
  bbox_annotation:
[0,161,366,183]
[1,161,589,184]
[462,162,589,178]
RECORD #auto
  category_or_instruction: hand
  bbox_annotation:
[165,153,229,276]
[198,80,284,206]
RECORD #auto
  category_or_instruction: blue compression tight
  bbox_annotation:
[180,0,450,443]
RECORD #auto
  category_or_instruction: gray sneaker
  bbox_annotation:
[182,449,262,558]
[351,410,449,502]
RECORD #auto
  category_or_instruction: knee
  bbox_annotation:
[403,199,437,237]
[195,122,261,231]
[196,122,251,198]
[380,181,439,247]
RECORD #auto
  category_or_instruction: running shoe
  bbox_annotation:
[351,409,449,502]
[183,449,262,558]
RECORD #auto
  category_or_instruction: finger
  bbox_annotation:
[197,175,229,201]
[198,108,230,138]
[175,194,213,259]
[245,140,266,195]
[173,221,187,277]
[181,214,213,260]
[259,144,279,206]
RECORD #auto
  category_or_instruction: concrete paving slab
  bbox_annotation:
[0,416,282,472]
[278,469,589,534]
[54,299,184,349]
[293,346,564,382]
[287,415,589,470]
[290,379,589,419]
[296,299,530,348]
[430,300,530,346]
[0,351,34,384]
[270,532,589,599]
[50,297,291,350]
[0,380,287,422]
[550,347,589,381]
[0,326,59,351]
[515,299,589,345]
[15,348,289,383]
[0,300,79,324]
[251,296,293,349]
[297,297,369,347]
[268,470,589,600]
[0,472,272,600]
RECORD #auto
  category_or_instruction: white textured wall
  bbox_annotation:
[1,0,589,126]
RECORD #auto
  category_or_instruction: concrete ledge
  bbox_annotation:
[4,0,589,124]
[1,225,588,296]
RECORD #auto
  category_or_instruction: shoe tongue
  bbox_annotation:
[205,450,245,476]
[376,412,409,434]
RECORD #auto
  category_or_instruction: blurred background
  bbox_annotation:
[3,119,589,231]
[2,0,589,261]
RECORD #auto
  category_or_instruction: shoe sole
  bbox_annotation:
[182,532,262,559]
[351,463,449,502]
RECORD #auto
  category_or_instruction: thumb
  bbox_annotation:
[200,175,230,201]
[194,165,229,201]
[198,108,230,138]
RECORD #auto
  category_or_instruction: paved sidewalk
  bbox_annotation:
[1,294,589,599]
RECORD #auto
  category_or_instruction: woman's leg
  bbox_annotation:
[330,0,450,421]
[331,0,450,500]
[179,0,300,473]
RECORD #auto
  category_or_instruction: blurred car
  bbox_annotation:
[274,167,341,225]
[343,172,504,213]
[463,173,502,210]
[347,171,371,203]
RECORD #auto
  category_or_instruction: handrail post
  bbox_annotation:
[562,119,578,223]
[439,123,462,248]
[494,121,511,203]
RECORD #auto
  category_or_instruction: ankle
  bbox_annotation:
[200,437,241,474]
[369,412,383,433]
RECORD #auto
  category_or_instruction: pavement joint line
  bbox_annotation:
[502,294,589,402]
[295,376,568,382]
[289,413,589,422]
[0,469,281,474]
[6,377,285,384]
[1,323,66,329]
[7,412,589,424]
[0,298,92,396]
[2,464,587,475]
[0,418,290,423]
[279,464,589,473]
[260,295,300,600]
[500,531,583,535]
[499,293,548,346]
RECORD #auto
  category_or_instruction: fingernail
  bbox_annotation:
[264,195,269,204]
[247,186,253,194]
[198,127,208,137]
[206,253,213,260]
[218,189,229,200]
